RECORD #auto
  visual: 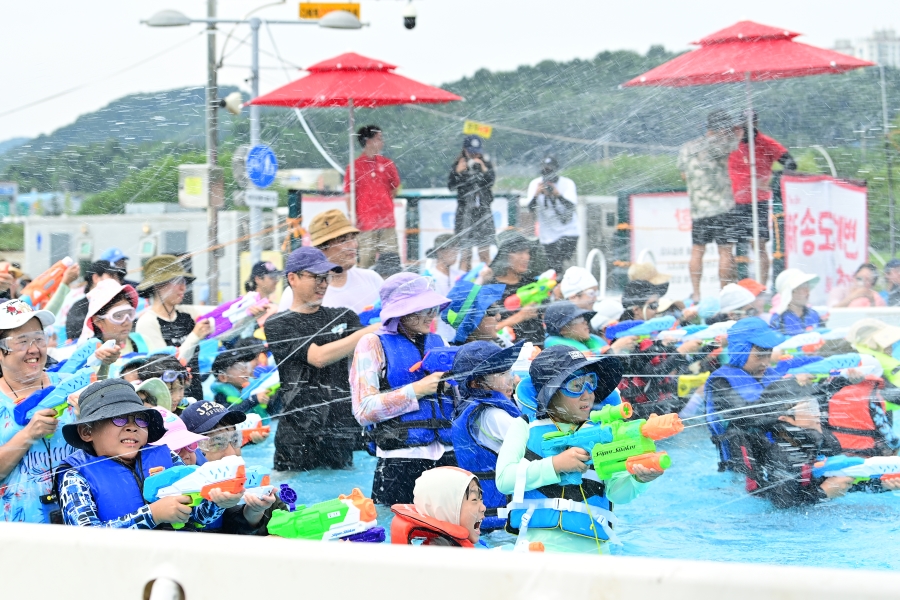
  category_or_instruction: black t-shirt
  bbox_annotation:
[265,307,362,438]
[66,296,90,341]
[156,311,203,400]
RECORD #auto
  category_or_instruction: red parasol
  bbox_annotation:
[251,52,463,224]
[624,21,874,280]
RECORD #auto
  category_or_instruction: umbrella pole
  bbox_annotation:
[746,72,762,284]
[349,98,356,226]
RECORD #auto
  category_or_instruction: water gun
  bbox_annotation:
[677,372,710,398]
[503,270,557,310]
[267,488,379,541]
[197,292,270,339]
[656,324,708,343]
[787,353,883,380]
[619,316,677,340]
[47,338,101,374]
[85,340,118,368]
[13,366,95,427]
[239,365,280,401]
[589,403,684,481]
[358,300,382,326]
[605,320,643,341]
[811,455,900,483]
[682,320,734,342]
[410,346,459,374]
[461,262,486,283]
[237,466,277,505]
[19,257,74,310]
[775,331,824,356]
[540,404,628,485]
[236,413,271,446]
[143,456,247,529]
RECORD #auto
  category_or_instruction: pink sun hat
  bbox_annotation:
[150,407,208,452]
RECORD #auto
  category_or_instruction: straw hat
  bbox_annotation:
[136,255,195,293]
[309,209,359,247]
[847,318,900,353]
[627,262,671,285]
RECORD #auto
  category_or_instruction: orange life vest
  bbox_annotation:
[827,379,884,456]
[390,504,474,548]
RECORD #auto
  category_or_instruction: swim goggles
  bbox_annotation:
[559,372,598,397]
[161,370,187,384]
[197,430,242,453]
[96,307,136,325]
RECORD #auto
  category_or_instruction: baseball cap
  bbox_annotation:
[0,299,55,332]
[529,345,623,415]
[736,278,766,297]
[463,135,484,154]
[180,400,246,435]
[284,247,343,276]
[99,247,129,264]
[250,261,282,279]
[885,259,900,271]
[543,301,595,337]
[718,283,756,314]
[88,260,127,281]
[211,347,258,375]
[728,317,785,350]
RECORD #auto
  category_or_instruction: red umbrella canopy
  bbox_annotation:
[250,52,463,108]
[624,20,874,88]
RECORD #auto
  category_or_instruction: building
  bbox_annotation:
[835,29,900,68]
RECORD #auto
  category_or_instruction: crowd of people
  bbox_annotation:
[1,127,900,553]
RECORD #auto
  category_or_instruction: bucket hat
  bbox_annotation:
[309,209,359,247]
[136,255,196,294]
[450,340,523,394]
[62,379,166,452]
[134,378,173,412]
[627,262,671,286]
[529,345,623,417]
[543,301,595,337]
[379,273,451,323]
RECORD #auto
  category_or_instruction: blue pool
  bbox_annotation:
[242,424,900,569]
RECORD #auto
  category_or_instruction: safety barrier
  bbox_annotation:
[826,306,900,328]
[584,247,607,298]
[0,522,898,599]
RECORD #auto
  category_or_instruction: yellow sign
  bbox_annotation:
[463,120,493,139]
[184,177,203,196]
[299,2,360,19]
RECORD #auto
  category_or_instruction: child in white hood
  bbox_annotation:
[390,466,487,547]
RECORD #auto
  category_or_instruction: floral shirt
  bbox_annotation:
[59,451,224,529]
[0,373,75,524]
[677,131,738,220]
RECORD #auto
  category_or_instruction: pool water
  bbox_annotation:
[242,424,900,569]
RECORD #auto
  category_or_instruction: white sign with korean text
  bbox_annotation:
[782,175,868,306]
[629,192,753,300]
[416,197,508,263]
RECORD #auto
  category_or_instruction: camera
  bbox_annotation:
[403,2,416,29]
[467,159,477,169]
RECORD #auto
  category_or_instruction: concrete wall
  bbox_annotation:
[0,522,897,599]
[23,211,245,302]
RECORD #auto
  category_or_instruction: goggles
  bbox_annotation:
[0,331,49,353]
[97,307,136,325]
[162,370,187,384]
[111,414,149,428]
[560,372,598,397]
[485,306,502,319]
[197,430,242,453]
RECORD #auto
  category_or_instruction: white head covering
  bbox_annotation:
[774,269,819,314]
[718,284,756,314]
[560,267,598,299]
[590,298,625,330]
[413,466,477,526]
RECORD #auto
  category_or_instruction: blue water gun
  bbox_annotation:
[620,316,677,340]
[14,367,95,427]
[605,320,643,340]
[812,455,900,482]
[461,263,486,283]
[239,366,280,401]
[358,300,382,326]
[46,338,101,374]
[410,347,459,374]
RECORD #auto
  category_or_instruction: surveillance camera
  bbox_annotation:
[403,2,416,29]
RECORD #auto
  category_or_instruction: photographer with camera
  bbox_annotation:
[448,135,496,272]
[524,156,579,274]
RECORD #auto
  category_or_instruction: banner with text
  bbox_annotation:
[782,175,868,306]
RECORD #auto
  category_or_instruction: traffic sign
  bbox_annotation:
[299,2,360,19]
[246,145,278,188]
[463,120,493,139]
[245,190,279,208]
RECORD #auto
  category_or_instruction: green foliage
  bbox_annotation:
[0,223,24,251]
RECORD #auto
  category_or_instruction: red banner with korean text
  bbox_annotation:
[782,175,868,306]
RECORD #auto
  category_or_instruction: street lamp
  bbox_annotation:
[143,6,363,300]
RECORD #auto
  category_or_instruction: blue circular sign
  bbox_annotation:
[246,144,278,188]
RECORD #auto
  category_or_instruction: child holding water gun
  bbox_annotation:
[495,346,665,553]
[391,466,487,547]
[57,380,240,529]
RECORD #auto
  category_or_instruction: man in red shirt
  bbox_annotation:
[727,112,796,286]
[344,125,401,268]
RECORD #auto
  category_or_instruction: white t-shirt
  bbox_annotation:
[432,267,464,343]
[524,175,579,244]
[278,267,383,313]
[473,405,519,453]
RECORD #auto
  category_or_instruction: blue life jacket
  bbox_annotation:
[504,418,616,542]
[369,333,455,450]
[129,332,149,354]
[60,445,172,524]
[705,365,780,469]
[451,391,521,531]
[769,308,821,336]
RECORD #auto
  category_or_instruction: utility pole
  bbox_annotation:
[881,64,896,257]
[206,0,223,303]
[248,17,262,264]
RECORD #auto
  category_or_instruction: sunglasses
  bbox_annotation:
[645,301,659,310]
[197,430,242,453]
[161,370,187,384]
[560,372,598,397]
[97,307,136,325]
[0,331,48,353]
[111,414,149,428]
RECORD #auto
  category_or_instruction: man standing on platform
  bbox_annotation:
[345,125,401,268]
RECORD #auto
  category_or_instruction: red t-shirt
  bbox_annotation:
[728,133,787,204]
[344,155,400,231]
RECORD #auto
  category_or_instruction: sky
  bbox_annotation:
[0,0,895,141]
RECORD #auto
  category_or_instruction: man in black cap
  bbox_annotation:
[65,260,127,341]
[449,134,496,272]
[264,247,380,471]
[524,157,580,274]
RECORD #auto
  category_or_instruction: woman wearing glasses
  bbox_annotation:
[0,299,76,523]
[350,272,455,505]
